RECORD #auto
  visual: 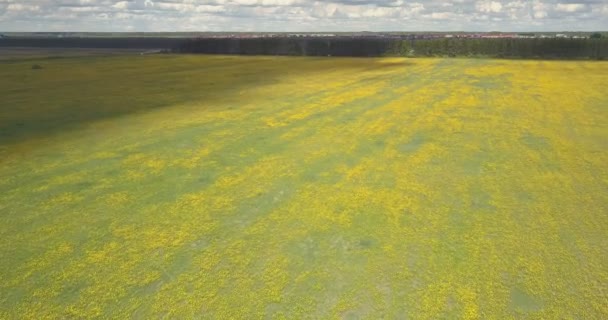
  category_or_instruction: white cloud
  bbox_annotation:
[505,1,525,9]
[532,1,548,19]
[0,0,606,32]
[112,1,129,9]
[429,12,451,19]
[555,3,586,13]
[476,1,503,13]
[7,3,41,11]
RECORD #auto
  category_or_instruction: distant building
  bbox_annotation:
[481,34,500,38]
[517,33,535,39]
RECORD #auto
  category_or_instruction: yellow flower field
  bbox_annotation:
[0,55,607,318]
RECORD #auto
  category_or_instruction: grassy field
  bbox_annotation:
[0,54,607,319]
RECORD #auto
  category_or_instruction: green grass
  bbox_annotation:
[1,54,607,318]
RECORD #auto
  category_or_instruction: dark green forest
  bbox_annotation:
[2,36,607,59]
[393,38,608,59]
[177,37,608,59]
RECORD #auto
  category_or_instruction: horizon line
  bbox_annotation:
[2,30,607,33]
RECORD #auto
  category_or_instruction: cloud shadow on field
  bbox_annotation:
[0,54,414,148]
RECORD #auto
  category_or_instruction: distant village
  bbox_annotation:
[202,32,596,40]
[0,32,601,40]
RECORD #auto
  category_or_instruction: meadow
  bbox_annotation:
[0,54,607,318]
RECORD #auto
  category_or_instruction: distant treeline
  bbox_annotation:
[178,37,608,59]
[0,37,182,49]
[394,38,608,59]
[2,36,607,59]
[176,38,394,57]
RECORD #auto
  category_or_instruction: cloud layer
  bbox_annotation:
[1,0,607,32]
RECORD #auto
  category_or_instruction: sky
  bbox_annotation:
[0,0,607,32]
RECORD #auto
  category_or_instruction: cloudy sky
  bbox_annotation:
[0,0,607,32]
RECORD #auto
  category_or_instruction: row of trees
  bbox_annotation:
[2,36,607,59]
[393,38,608,59]
[0,37,183,49]
[176,38,394,57]
[178,37,608,59]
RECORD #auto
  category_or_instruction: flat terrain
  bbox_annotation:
[0,47,146,60]
[0,54,607,318]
